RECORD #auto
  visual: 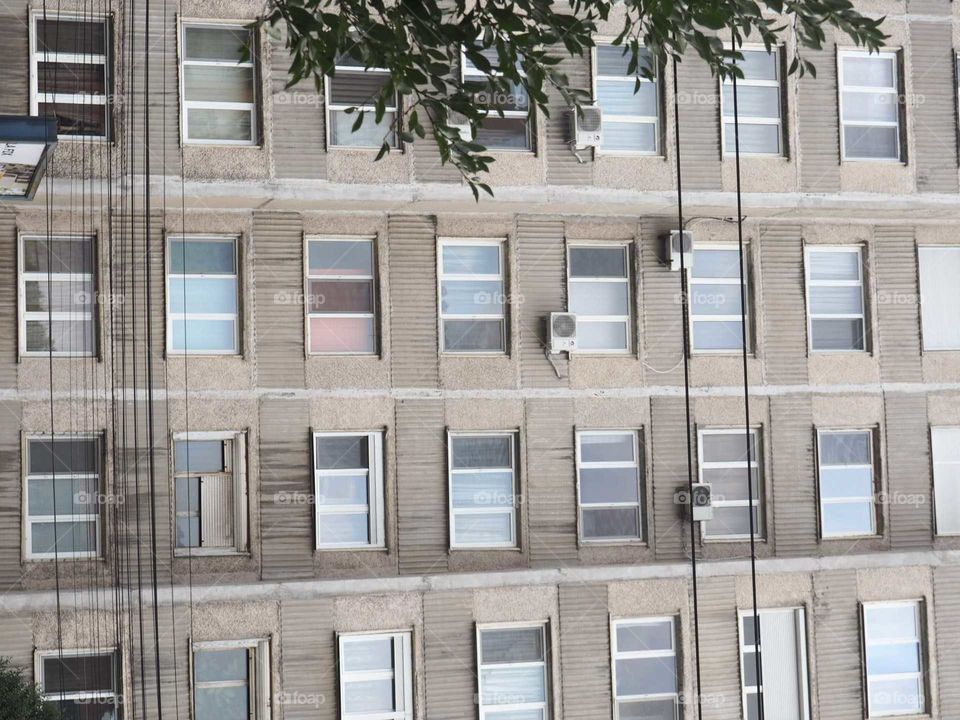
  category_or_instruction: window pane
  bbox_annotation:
[184,66,254,103]
[841,92,898,123]
[343,679,396,713]
[820,432,871,465]
[342,636,393,671]
[867,642,921,675]
[38,62,106,95]
[580,433,635,463]
[309,316,376,353]
[692,249,740,278]
[31,520,97,554]
[705,506,759,537]
[452,472,514,508]
[569,282,629,316]
[702,432,755,462]
[38,102,107,137]
[442,319,504,351]
[844,56,895,87]
[616,656,677,696]
[482,627,544,663]
[481,666,546,705]
[28,476,97,515]
[25,278,94,314]
[174,440,224,474]
[454,512,512,544]
[171,319,236,352]
[309,279,373,313]
[309,240,373,275]
[597,80,657,116]
[579,467,639,503]
[866,604,918,639]
[569,247,627,278]
[919,247,960,350]
[29,438,98,473]
[168,239,235,274]
[738,50,778,81]
[329,109,396,147]
[809,285,863,315]
[26,319,94,353]
[195,686,248,720]
[169,277,237,314]
[701,467,760,501]
[195,648,247,682]
[22,237,94,274]
[822,502,874,535]
[175,475,200,511]
[582,507,640,539]
[693,321,744,351]
[186,108,253,143]
[819,467,873,498]
[184,26,251,63]
[617,699,676,720]
[316,435,369,470]
[329,71,391,105]
[451,436,511,468]
[808,250,860,281]
[475,116,530,150]
[577,320,629,351]
[317,473,369,505]
[443,244,501,275]
[601,121,657,152]
[441,280,504,315]
[810,318,865,351]
[37,19,107,54]
[691,283,742,316]
[42,655,113,693]
[596,46,655,76]
[722,85,780,119]
[318,513,369,544]
[723,123,781,155]
[843,125,898,160]
[869,677,923,716]
[616,621,674,652]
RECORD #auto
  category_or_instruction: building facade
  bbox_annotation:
[1,0,960,718]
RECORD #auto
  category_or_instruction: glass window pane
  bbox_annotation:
[810,285,864,315]
[701,466,760,501]
[601,121,657,153]
[580,433,635,463]
[329,70,391,105]
[722,85,780,119]
[692,249,741,279]
[28,438,98,474]
[597,80,657,117]
[318,513,370,544]
[443,244,501,275]
[596,46,655,77]
[195,686,248,720]
[738,50,778,81]
[184,66,254,103]
[441,280,504,315]
[342,636,393,671]
[579,467,639,504]
[31,520,97,554]
[702,432,755,462]
[705,506,759,538]
[37,62,106,95]
[482,627,544,663]
[481,666,546,705]
[168,239,235,274]
[184,26,251,63]
[452,436,511,468]
[316,435,369,470]
[723,122,781,155]
[22,237,94,274]
[195,648,248,682]
[309,279,374,314]
[26,319,94,354]
[819,466,873,498]
[39,102,107,137]
[317,473,369,506]
[442,319,504,352]
[475,116,530,150]
[808,250,860,281]
[867,642,921,675]
[617,699,676,720]
[309,240,373,275]
[329,109,396,147]
[569,247,627,278]
[693,320,744,351]
[42,654,113,693]
[842,91,898,123]
[25,278,94,314]
[169,277,237,314]
[569,282,629,316]
[37,19,107,54]
[820,432,871,465]
[171,319,236,352]
[810,318,865,351]
[615,656,678,696]
[919,247,960,350]
[174,440,224,474]
[866,604,919,639]
[576,320,629,351]
[616,620,674,652]
[454,512,512,544]
[343,678,396,713]
[823,502,874,535]
[452,472,514,508]
[843,56,895,88]
[691,283,742,316]
[309,316,376,353]
[28,476,97,516]
[869,677,923,715]
[187,108,253,142]
[582,507,640,539]
[843,125,899,160]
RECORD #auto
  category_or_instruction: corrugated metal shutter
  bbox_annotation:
[424,590,476,719]
[516,217,568,388]
[395,399,448,575]
[650,396,692,561]
[545,50,593,186]
[798,45,841,192]
[908,0,952,18]
[759,224,809,384]
[388,215,440,388]
[259,399,314,580]
[412,114,462,183]
[200,474,234,548]
[884,393,933,549]
[640,217,684,385]
[675,57,722,191]
[270,28,327,180]
[281,598,336,720]
[558,584,611,719]
[253,211,306,389]
[0,210,17,383]
[813,570,863,720]
[0,610,32,671]
[874,227,922,382]
[934,565,960,717]
[0,6,27,114]
[526,398,577,566]
[910,23,958,192]
[697,577,740,720]
[770,395,818,556]
[0,405,22,588]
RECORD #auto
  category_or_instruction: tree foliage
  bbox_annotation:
[0,658,59,720]
[263,0,886,197]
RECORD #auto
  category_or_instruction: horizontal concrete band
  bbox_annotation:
[4,547,958,612]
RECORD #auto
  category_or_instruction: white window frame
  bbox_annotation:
[932,426,960,536]
[610,616,679,720]
[461,46,532,152]
[337,630,414,720]
[313,431,386,550]
[29,12,111,141]
[720,45,783,157]
[592,42,659,156]
[688,243,751,354]
[816,428,877,539]
[23,433,102,561]
[575,429,643,543]
[304,235,378,356]
[166,235,240,355]
[36,647,120,718]
[838,49,902,163]
[862,600,926,718]
[437,237,507,355]
[804,245,867,353]
[325,60,398,149]
[448,431,518,549]
[697,427,763,541]
[566,242,632,355]
[179,21,258,146]
[192,638,271,720]
[738,608,811,720]
[172,430,249,556]
[18,233,97,358]
[476,622,550,720]
[917,245,960,352]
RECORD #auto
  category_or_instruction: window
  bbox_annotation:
[862,601,925,717]
[338,631,413,720]
[306,237,377,354]
[37,649,120,719]
[932,427,960,535]
[326,53,397,148]
[839,50,902,161]
[313,432,385,548]
[180,24,258,145]
[918,246,960,351]
[805,246,866,352]
[595,45,658,154]
[174,432,248,554]
[698,429,763,540]
[19,234,96,356]
[192,639,271,720]
[816,429,876,538]
[567,244,631,352]
[462,47,532,150]
[167,236,239,354]
[721,48,783,156]
[477,624,549,720]
[448,433,517,548]
[576,431,643,542]
[611,617,679,720]
[30,14,111,138]
[689,245,749,353]
[25,435,101,559]
[738,608,810,720]
[438,239,506,353]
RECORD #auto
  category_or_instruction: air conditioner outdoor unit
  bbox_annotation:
[549,312,577,353]
[663,229,694,271]
[448,111,474,142]
[570,105,602,150]
[675,483,714,522]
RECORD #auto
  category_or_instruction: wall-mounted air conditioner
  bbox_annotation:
[549,312,577,353]
[570,105,602,150]
[662,229,694,272]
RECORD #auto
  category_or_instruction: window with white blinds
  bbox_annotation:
[477,625,550,720]
[38,650,121,720]
[173,432,248,554]
[462,46,532,150]
[192,639,271,720]
[698,428,763,540]
[326,53,398,148]
[932,427,960,535]
[817,429,876,538]
[595,45,659,154]
[338,631,414,720]
[863,601,926,717]
[449,433,518,548]
[576,430,643,542]
[918,246,960,351]
[739,608,810,720]
[805,246,867,352]
[721,48,783,156]
[839,50,902,161]
[306,237,378,354]
[611,617,679,720]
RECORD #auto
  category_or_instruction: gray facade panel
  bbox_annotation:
[545,51,594,186]
[651,396,693,561]
[0,401,21,588]
[697,576,741,720]
[640,217,685,386]
[388,215,440,388]
[281,598,336,720]
[874,227,922,382]
[558,584,612,719]
[676,57,722,191]
[884,392,933,549]
[813,570,863,720]
[0,5,27,114]
[0,210,17,384]
[770,395,818,556]
[934,565,960,718]
[798,45,841,192]
[759,224,809,385]
[910,23,959,192]
[423,590,476,719]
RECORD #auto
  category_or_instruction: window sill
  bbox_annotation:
[595,151,665,159]
[174,549,250,558]
[578,539,648,549]
[448,545,522,553]
[315,545,388,553]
